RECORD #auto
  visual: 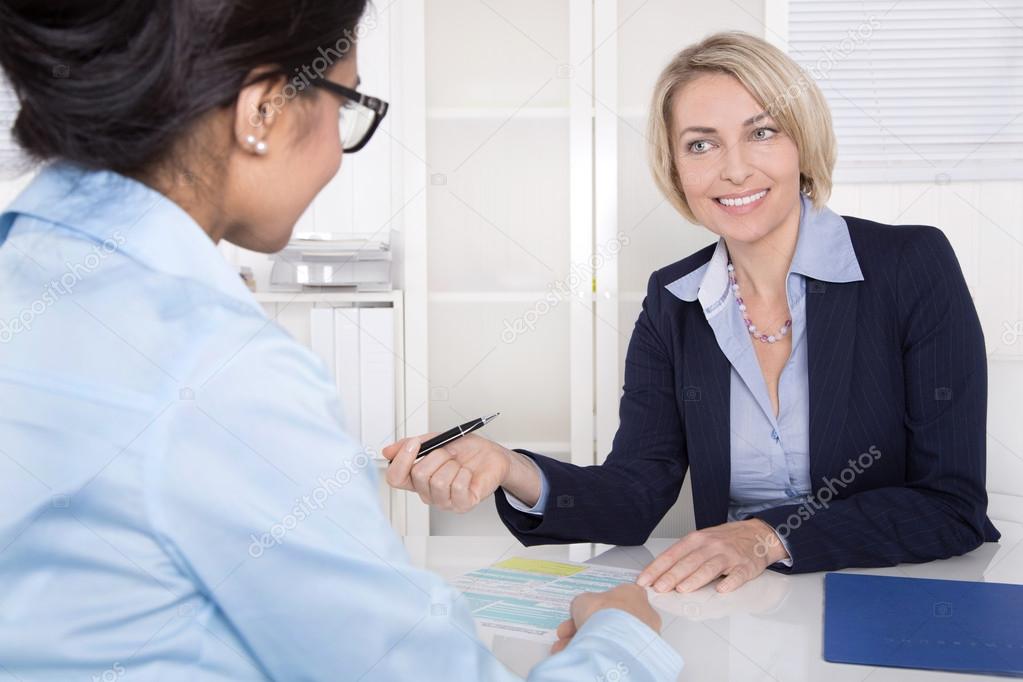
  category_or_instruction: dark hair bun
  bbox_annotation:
[0,0,368,175]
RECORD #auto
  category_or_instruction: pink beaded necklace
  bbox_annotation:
[727,261,792,344]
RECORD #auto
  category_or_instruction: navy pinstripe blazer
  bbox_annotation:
[496,216,1000,574]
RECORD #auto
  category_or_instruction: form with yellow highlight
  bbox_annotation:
[451,557,641,641]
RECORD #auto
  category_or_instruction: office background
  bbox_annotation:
[2,0,1021,540]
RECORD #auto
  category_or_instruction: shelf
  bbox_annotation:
[427,291,645,303]
[429,291,579,303]
[427,106,572,120]
[253,290,402,304]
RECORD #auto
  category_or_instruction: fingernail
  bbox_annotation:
[637,575,650,587]
[654,580,669,593]
[405,440,418,454]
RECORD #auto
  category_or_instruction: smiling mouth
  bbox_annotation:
[714,188,769,207]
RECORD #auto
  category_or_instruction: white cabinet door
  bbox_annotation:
[423,0,595,535]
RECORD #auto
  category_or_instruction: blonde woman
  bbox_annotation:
[386,31,998,605]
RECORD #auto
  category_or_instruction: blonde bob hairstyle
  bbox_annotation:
[648,31,836,225]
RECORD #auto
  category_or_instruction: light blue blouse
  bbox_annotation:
[509,193,865,560]
[0,163,682,681]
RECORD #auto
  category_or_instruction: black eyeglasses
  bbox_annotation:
[311,80,389,153]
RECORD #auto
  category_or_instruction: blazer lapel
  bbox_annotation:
[805,278,860,487]
[681,306,732,528]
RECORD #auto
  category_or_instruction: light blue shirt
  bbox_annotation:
[0,163,683,681]
[507,193,864,564]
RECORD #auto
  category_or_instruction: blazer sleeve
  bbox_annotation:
[754,225,997,573]
[495,270,688,546]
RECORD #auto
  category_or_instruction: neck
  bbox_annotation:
[134,169,228,245]
[724,198,801,306]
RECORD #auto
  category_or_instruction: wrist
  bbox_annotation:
[750,518,789,565]
[500,449,542,507]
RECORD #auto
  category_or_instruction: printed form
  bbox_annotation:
[452,557,641,642]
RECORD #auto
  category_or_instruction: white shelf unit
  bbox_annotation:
[411,0,772,537]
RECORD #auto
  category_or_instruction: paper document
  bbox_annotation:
[452,557,640,642]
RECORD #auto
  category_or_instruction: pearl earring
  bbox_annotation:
[244,134,268,155]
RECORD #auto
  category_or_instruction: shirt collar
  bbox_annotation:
[0,162,261,313]
[665,191,863,308]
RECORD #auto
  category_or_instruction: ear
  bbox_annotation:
[233,67,286,156]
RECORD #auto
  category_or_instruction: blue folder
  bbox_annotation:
[824,572,1023,676]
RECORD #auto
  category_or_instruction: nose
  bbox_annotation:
[720,139,753,186]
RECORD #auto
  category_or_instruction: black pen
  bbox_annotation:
[411,413,500,460]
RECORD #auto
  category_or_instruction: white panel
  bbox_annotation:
[396,0,431,535]
[986,357,1023,523]
[852,183,899,225]
[425,118,570,293]
[569,0,595,468]
[335,307,363,441]
[936,183,981,298]
[976,182,1023,357]
[313,5,392,236]
[427,301,570,450]
[0,73,25,180]
[425,0,569,109]
[359,307,396,455]
[309,307,337,380]
[615,0,768,108]
[825,183,860,217]
[0,74,32,205]
[594,1,620,463]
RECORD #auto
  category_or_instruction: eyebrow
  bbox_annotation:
[677,111,772,139]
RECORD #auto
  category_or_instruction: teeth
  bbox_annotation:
[718,190,767,207]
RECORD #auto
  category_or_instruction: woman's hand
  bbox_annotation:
[550,583,661,654]
[636,519,788,594]
[382,434,543,513]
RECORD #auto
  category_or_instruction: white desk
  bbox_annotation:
[405,519,1023,681]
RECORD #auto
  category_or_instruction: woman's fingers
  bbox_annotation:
[550,618,576,654]
[449,468,475,512]
[675,555,729,593]
[556,617,577,640]
[381,437,408,463]
[408,448,453,505]
[386,432,503,512]
[383,438,420,491]
[428,459,462,509]
[637,534,701,587]
[383,432,441,492]
[715,564,753,593]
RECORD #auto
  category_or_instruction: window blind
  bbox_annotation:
[0,74,25,178]
[787,0,1023,182]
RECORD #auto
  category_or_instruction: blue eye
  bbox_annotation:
[691,127,777,154]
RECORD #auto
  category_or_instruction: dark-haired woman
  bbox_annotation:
[0,2,682,679]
